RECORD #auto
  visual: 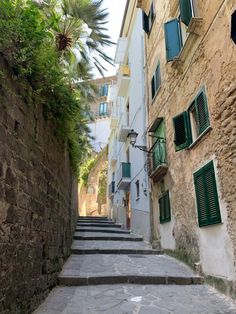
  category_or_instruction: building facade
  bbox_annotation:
[79,76,116,216]
[107,2,151,241]
[88,76,117,152]
[138,0,236,295]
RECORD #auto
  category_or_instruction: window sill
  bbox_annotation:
[188,126,212,150]
[198,220,222,228]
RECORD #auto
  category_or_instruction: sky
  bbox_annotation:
[95,0,127,78]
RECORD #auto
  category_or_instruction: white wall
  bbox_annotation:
[128,11,150,232]
[196,157,235,280]
[88,118,111,152]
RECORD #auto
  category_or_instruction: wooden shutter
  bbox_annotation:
[173,112,190,151]
[180,0,193,26]
[155,64,161,92]
[195,91,210,134]
[159,191,171,223]
[194,161,221,227]
[164,19,182,61]
[151,76,155,99]
[231,10,236,44]
[143,11,149,33]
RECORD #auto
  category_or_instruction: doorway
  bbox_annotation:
[126,191,131,229]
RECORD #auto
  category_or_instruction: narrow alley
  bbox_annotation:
[34,216,236,314]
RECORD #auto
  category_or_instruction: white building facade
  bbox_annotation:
[108,3,151,241]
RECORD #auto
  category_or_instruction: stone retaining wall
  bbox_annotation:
[0,58,78,313]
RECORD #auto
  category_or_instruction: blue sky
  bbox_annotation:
[96,0,127,77]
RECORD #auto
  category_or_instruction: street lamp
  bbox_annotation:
[128,129,149,152]
[128,130,138,146]
[128,129,166,153]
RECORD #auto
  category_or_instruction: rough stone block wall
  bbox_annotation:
[0,59,78,313]
[146,0,236,282]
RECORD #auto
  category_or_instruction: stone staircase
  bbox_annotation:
[34,216,236,313]
[58,216,203,286]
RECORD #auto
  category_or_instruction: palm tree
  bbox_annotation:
[37,0,114,76]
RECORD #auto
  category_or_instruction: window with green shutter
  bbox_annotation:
[142,2,155,34]
[173,111,191,151]
[164,19,183,61]
[151,63,161,99]
[99,102,108,116]
[188,89,210,141]
[194,161,221,227]
[173,88,210,150]
[159,191,171,223]
[180,0,194,26]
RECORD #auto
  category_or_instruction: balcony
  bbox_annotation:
[117,65,130,97]
[118,112,131,142]
[148,139,168,182]
[117,162,131,190]
[108,181,115,198]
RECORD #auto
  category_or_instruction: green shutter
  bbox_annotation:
[151,63,161,99]
[143,11,149,33]
[164,19,182,61]
[173,111,191,151]
[194,161,221,227]
[159,191,171,223]
[155,64,161,92]
[151,76,155,99]
[195,91,210,134]
[180,0,193,26]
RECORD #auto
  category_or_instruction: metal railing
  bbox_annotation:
[117,162,131,183]
[147,139,167,176]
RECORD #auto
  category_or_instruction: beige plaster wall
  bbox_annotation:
[145,0,236,280]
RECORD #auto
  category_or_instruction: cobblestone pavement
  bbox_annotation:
[71,240,153,250]
[34,284,236,314]
[59,254,199,278]
[33,216,236,313]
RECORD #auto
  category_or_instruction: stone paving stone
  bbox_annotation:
[71,240,153,250]
[74,232,143,241]
[59,254,200,279]
[34,284,236,314]
[76,222,122,228]
[76,226,130,234]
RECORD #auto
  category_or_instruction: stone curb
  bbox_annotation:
[73,235,143,241]
[71,249,163,255]
[75,228,130,234]
[58,275,204,286]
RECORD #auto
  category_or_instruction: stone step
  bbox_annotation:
[58,254,204,286]
[71,248,162,255]
[75,228,130,234]
[33,284,236,314]
[78,216,109,220]
[77,223,122,228]
[74,231,142,241]
[77,220,112,223]
[71,240,156,251]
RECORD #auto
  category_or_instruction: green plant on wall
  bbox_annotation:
[79,155,98,187]
[97,167,107,204]
[0,0,113,174]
